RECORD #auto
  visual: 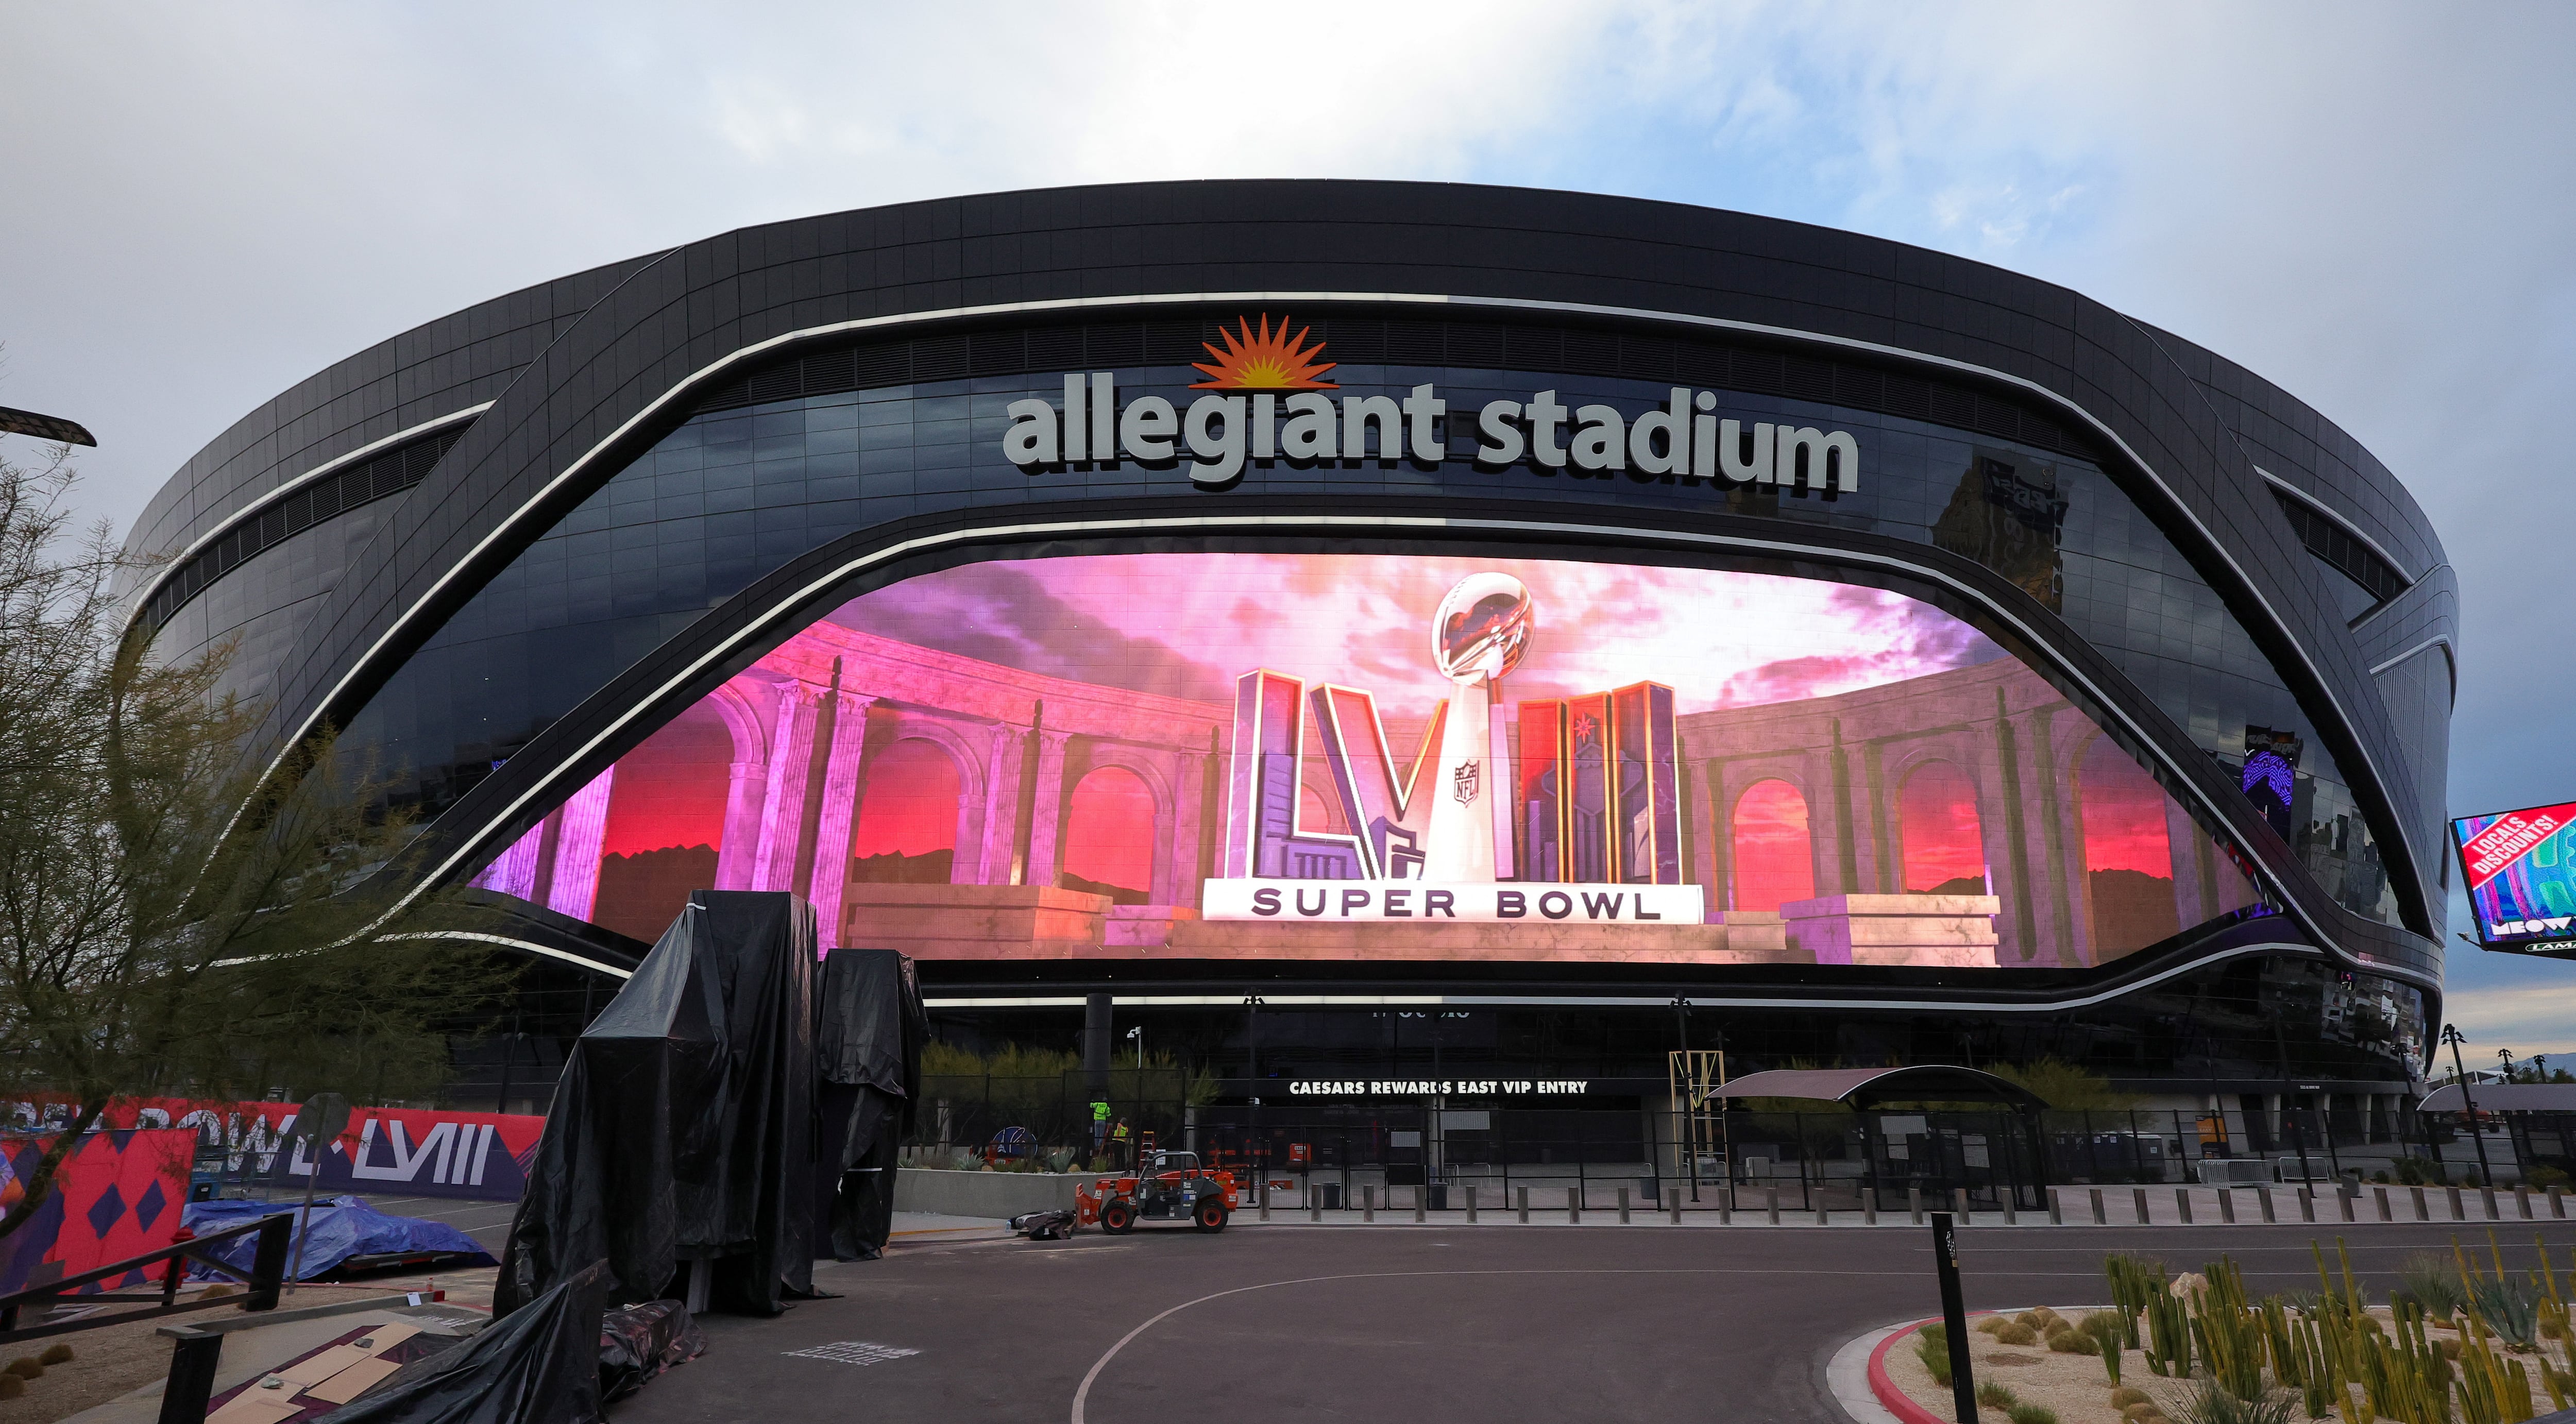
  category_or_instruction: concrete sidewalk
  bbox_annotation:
[1233,1180,2570,1229]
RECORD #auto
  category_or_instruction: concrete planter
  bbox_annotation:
[894,1167,1080,1218]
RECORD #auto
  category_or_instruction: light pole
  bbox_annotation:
[2443,1024,2495,1186]
[2500,1048,2517,1082]
[1126,1024,1143,1070]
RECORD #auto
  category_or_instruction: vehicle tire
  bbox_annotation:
[1194,1198,1228,1232]
[1101,1200,1136,1234]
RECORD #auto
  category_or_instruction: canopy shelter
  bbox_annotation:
[1714,1065,2047,1110]
[2419,1083,2576,1114]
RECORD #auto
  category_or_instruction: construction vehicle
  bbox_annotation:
[1075,1149,1238,1233]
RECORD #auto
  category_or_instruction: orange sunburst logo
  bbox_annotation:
[1189,315,1338,391]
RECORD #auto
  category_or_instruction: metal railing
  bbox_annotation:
[0,1211,291,1343]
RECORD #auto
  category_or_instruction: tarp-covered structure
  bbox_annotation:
[320,1261,608,1424]
[497,892,818,1316]
[183,1196,496,1280]
[812,948,927,1260]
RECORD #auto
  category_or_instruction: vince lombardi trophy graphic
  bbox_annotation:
[1423,572,1533,882]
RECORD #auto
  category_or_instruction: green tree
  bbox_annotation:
[0,446,503,1246]
[1990,1057,2139,1111]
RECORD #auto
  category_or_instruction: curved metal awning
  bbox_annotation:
[2419,1083,2576,1114]
[1714,1065,2047,1110]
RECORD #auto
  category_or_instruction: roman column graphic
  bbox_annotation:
[1423,572,1532,883]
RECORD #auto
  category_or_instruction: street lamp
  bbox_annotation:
[2501,1048,2518,1083]
[1126,1024,1143,1070]
[2442,1024,2496,1186]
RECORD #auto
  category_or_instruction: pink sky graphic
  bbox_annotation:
[827,552,2002,713]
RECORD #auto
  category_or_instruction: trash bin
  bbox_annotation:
[1317,1182,1344,1210]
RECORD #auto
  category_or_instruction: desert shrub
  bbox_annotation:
[2110,1385,2152,1409]
[1978,1381,2018,1407]
[2005,1405,2059,1424]
[1995,1321,2041,1346]
[2162,1379,2294,1424]
[3,1359,40,1380]
[2029,1306,2064,1328]
[2121,1406,2167,1424]
[36,1344,71,1366]
[2396,1252,2465,1320]
[1975,1316,2011,1336]
[2015,1310,2048,1328]
[0,1375,23,1400]
[1916,1324,1952,1386]
[2529,1165,2570,1190]
[2047,1327,2098,1355]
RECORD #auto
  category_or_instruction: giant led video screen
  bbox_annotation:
[2454,802,2576,948]
[473,553,2262,970]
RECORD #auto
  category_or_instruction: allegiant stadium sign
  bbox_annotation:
[1002,315,1860,490]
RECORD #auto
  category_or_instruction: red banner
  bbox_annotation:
[0,1128,195,1295]
[3,1098,547,1203]
[2460,802,2576,891]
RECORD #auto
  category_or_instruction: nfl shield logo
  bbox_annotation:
[1453,759,1480,806]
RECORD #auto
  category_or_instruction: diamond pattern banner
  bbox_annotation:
[0,1127,195,1296]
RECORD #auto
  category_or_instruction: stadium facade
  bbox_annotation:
[126,182,2455,1117]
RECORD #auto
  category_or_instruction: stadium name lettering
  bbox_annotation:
[1288,1079,1590,1096]
[1002,377,1860,491]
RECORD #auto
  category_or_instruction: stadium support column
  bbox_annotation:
[1084,993,1112,1110]
[802,692,878,947]
[751,684,825,892]
[978,721,1026,884]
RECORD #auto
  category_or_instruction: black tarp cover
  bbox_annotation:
[811,948,927,1260]
[497,891,817,1316]
[319,1261,606,1424]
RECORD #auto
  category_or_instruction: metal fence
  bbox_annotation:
[899,1077,2570,1211]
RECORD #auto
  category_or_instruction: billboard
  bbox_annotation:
[477,552,2262,970]
[2453,801,2576,947]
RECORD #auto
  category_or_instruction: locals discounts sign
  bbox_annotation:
[2453,801,2576,946]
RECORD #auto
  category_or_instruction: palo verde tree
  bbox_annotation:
[0,442,506,1246]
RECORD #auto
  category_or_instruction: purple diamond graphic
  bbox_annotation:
[86,1184,126,1240]
[132,1179,167,1234]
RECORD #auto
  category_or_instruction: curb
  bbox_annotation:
[1866,1319,1949,1424]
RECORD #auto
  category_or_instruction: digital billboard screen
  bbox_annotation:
[2453,801,2576,947]
[474,552,2262,971]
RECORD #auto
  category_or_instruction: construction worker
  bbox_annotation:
[1108,1117,1133,1170]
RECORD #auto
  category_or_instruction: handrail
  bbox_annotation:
[0,1211,292,1344]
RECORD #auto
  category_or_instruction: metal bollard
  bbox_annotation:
[2481,1187,2499,1220]
[2133,1187,2150,1225]
[2218,1188,2236,1225]
[2091,1188,2107,1225]
[1909,1186,1924,1225]
[2445,1185,2464,1220]
[1954,1186,1970,1226]
[1618,1186,1631,1224]
[1864,1186,1877,1226]
[2299,1187,2315,1223]
[2410,1186,2429,1220]
[2554,1185,2569,1218]
[1817,1197,1829,1227]
[1766,1188,1781,1226]
[1415,1185,1426,1225]
[2337,1189,2353,1224]
[1517,1185,1529,1224]
[1466,1185,1478,1224]
[1261,1192,1272,1222]
[2176,1188,2194,1225]
[2258,1188,2276,1224]
[2375,1186,2392,1221]
[1364,1185,1376,1223]
[2003,1192,2017,1227]
[1567,1186,1580,1225]
[2048,1187,2064,1226]
[1669,1189,1683,1225]
[2516,1185,2533,1219]
[1719,1193,1732,1226]
[1311,1192,1322,1223]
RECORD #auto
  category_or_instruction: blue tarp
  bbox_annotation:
[182,1196,496,1281]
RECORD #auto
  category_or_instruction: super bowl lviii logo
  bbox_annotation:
[1203,571,1700,925]
[1002,312,1862,493]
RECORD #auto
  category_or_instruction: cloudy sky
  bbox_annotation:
[6,3,2570,1053]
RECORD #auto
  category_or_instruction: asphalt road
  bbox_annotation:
[611,1219,2576,1424]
